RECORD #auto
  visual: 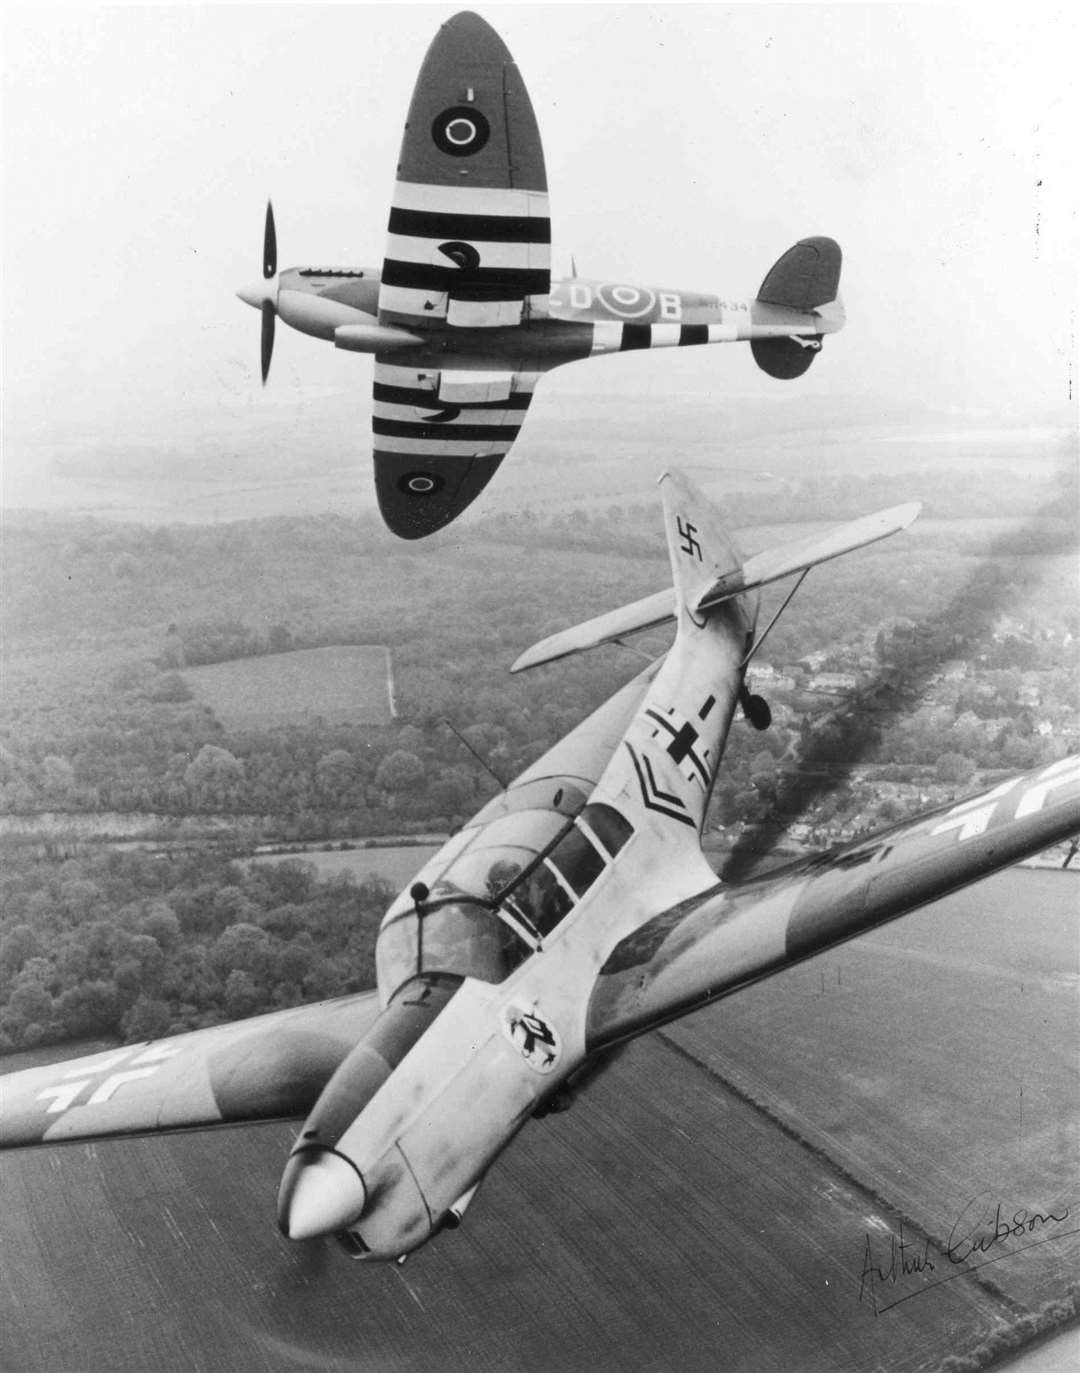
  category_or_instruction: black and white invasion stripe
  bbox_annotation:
[590,322,740,355]
[372,361,538,461]
[378,182,551,326]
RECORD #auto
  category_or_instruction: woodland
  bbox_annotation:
[1,461,1076,1049]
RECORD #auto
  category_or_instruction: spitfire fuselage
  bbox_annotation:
[252,265,839,372]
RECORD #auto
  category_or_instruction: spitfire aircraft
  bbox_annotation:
[236,11,845,539]
[3,470,1078,1263]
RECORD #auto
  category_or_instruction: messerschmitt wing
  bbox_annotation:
[0,990,380,1149]
[373,360,539,538]
[585,756,1080,1052]
[378,11,550,331]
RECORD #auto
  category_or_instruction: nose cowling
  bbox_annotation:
[236,279,277,310]
[276,974,462,1249]
[277,1149,366,1240]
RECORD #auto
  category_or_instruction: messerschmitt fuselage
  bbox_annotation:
[275,477,754,1257]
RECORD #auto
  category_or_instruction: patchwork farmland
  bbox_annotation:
[2,866,1076,1372]
[181,646,395,729]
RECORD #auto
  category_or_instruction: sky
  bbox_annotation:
[1,2,1077,516]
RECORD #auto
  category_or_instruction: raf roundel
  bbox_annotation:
[432,106,491,157]
[598,283,657,319]
[398,471,445,498]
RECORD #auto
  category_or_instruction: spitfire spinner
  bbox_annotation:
[237,11,845,539]
[3,471,1077,1261]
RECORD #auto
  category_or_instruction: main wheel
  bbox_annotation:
[744,693,772,731]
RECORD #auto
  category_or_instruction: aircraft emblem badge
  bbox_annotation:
[503,1003,561,1074]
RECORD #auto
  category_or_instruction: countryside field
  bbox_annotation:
[250,842,443,888]
[2,866,1076,1373]
[181,645,395,729]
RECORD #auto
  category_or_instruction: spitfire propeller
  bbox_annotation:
[236,202,278,385]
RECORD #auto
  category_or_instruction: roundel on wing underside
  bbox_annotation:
[432,106,491,157]
[397,471,446,497]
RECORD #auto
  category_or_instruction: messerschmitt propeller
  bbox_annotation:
[237,202,278,384]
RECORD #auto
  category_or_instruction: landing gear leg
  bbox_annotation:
[740,686,772,731]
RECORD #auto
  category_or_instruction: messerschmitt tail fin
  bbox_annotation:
[659,469,745,621]
[512,483,919,672]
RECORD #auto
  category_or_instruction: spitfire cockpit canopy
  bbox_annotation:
[376,802,633,998]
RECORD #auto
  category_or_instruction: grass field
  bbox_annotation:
[250,843,443,888]
[181,645,395,729]
[1,866,1077,1372]
[667,867,1080,1314]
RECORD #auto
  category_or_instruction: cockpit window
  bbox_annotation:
[547,826,606,898]
[578,803,634,859]
[376,804,636,998]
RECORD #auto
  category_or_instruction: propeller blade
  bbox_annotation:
[260,300,275,384]
[263,201,277,280]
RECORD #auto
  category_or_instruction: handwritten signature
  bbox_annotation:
[859,1192,1075,1315]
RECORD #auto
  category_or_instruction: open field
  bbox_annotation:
[181,646,395,729]
[1,866,1076,1372]
[250,842,443,888]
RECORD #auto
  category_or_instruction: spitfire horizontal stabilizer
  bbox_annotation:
[512,487,919,672]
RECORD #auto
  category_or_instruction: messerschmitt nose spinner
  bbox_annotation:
[235,202,278,383]
[276,974,462,1254]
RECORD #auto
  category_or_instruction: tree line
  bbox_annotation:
[0,845,390,1053]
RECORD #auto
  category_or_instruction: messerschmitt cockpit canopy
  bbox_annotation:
[376,796,633,999]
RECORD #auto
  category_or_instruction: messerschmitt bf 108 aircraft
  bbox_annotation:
[3,472,1078,1261]
[236,11,845,539]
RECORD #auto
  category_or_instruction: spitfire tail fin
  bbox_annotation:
[659,470,744,624]
[756,236,841,313]
[751,236,844,379]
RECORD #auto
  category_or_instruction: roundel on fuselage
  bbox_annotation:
[431,106,491,158]
[597,283,656,319]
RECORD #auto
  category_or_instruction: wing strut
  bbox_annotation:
[739,569,810,668]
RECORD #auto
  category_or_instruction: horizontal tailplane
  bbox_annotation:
[511,485,919,672]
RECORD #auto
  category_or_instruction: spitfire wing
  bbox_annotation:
[0,991,380,1148]
[373,360,538,538]
[373,12,549,539]
[585,757,1080,1052]
[377,11,549,332]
